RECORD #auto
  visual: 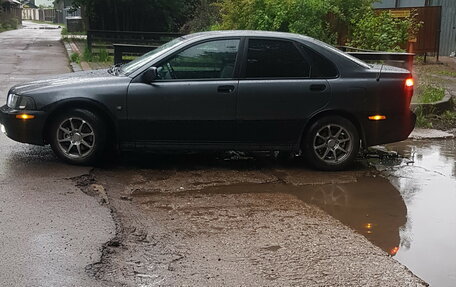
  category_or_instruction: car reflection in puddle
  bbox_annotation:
[297,138,456,287]
[294,177,407,257]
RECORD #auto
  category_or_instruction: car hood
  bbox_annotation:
[10,69,124,95]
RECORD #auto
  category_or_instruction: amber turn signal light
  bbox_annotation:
[16,114,35,120]
[368,115,386,121]
[405,78,414,87]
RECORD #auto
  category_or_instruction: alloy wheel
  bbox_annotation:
[313,124,353,164]
[56,117,96,159]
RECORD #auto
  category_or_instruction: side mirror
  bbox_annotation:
[143,67,158,83]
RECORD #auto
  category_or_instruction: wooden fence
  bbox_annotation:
[0,6,22,26]
[22,8,56,22]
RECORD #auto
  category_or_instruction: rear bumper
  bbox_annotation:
[362,111,416,147]
[0,105,46,145]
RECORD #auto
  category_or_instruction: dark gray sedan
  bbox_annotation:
[0,31,415,170]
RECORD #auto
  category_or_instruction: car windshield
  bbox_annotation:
[120,37,184,75]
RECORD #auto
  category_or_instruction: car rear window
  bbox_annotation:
[246,39,311,78]
[297,44,339,78]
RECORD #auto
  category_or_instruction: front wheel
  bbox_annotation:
[303,116,359,171]
[49,109,107,165]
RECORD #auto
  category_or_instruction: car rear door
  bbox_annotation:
[127,38,241,146]
[236,38,332,147]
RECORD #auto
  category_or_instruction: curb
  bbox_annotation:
[411,89,454,114]
[63,40,83,72]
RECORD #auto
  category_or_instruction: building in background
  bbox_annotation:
[373,0,456,56]
[34,0,53,7]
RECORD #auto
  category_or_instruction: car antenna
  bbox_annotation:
[376,64,384,82]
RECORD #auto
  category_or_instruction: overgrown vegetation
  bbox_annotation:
[347,10,420,51]
[70,52,80,63]
[61,0,420,52]
[418,84,445,104]
[214,0,334,42]
[211,0,419,50]
[415,106,456,129]
[0,15,18,32]
[415,108,433,129]
[78,46,111,63]
[61,0,198,32]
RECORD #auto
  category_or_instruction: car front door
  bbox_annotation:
[127,38,241,147]
[236,38,333,147]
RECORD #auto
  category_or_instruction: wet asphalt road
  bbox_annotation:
[1,22,455,287]
[0,22,115,286]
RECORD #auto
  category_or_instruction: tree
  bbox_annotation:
[66,0,196,31]
[215,0,334,43]
[213,0,419,51]
[347,9,420,52]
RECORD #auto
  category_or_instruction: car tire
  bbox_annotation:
[303,116,359,171]
[49,109,107,165]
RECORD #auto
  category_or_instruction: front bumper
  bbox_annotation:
[362,111,416,147]
[0,105,47,145]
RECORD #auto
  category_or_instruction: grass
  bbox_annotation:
[435,70,456,77]
[415,108,433,128]
[79,46,112,63]
[0,18,19,32]
[441,110,456,125]
[61,26,86,36]
[70,52,80,64]
[418,84,445,103]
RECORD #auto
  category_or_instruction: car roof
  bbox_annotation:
[182,30,314,42]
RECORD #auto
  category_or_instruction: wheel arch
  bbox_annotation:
[299,110,366,149]
[42,98,118,145]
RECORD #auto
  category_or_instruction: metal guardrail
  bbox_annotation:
[113,44,157,65]
[87,30,184,51]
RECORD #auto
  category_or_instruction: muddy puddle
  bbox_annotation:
[191,178,407,256]
[382,139,456,287]
[177,139,456,286]
[297,139,456,287]
[110,139,455,286]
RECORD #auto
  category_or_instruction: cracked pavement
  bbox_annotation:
[0,22,429,286]
[0,22,116,287]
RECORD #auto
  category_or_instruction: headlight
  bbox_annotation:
[7,94,36,110]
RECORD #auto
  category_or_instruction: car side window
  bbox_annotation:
[297,43,339,78]
[156,39,240,80]
[246,39,310,78]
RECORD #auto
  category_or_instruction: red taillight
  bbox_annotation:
[405,78,414,88]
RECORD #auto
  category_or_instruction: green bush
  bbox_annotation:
[213,0,419,51]
[70,52,80,63]
[97,48,110,62]
[82,47,93,62]
[418,84,445,104]
[215,0,335,43]
[347,10,420,51]
[415,108,433,128]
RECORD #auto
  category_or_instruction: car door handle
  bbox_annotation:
[310,84,327,92]
[217,85,235,93]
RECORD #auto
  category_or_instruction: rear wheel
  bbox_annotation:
[303,116,359,171]
[49,109,107,165]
